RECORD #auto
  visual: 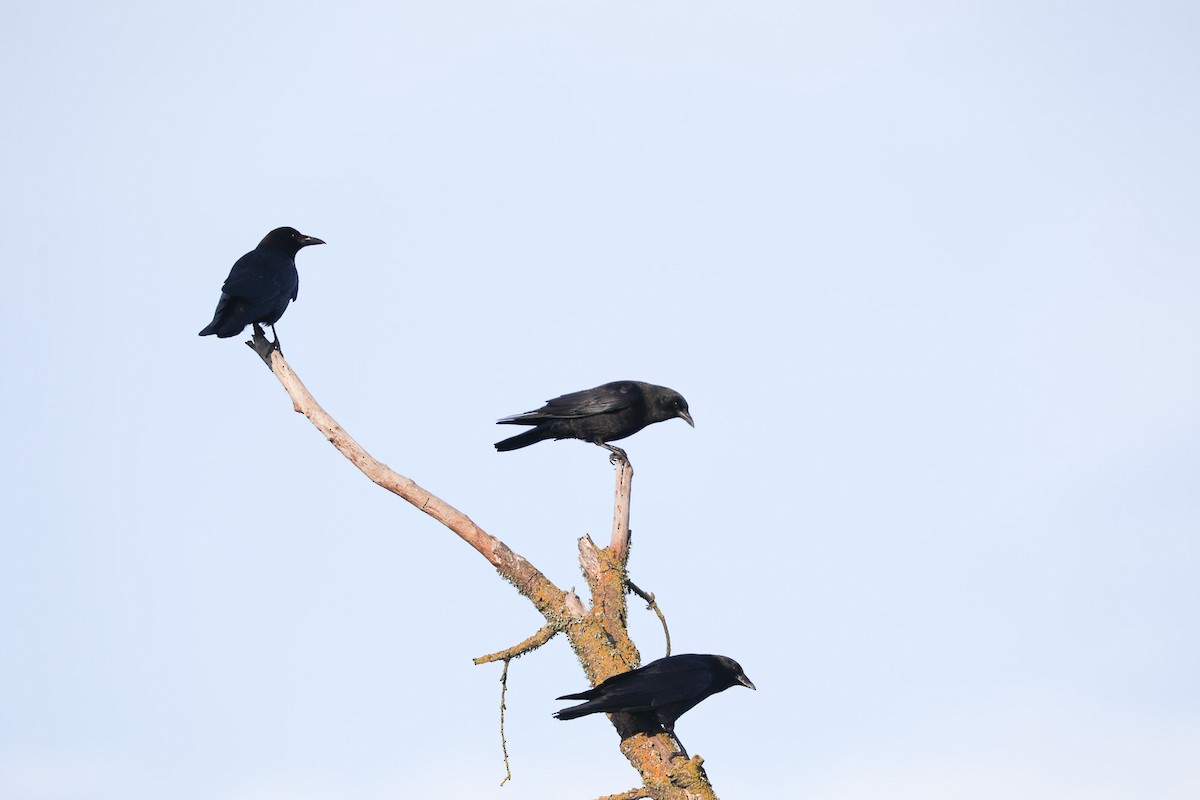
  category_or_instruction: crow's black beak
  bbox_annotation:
[738,674,756,690]
[678,409,695,428]
[300,236,325,247]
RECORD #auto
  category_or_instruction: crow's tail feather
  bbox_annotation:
[553,702,600,721]
[494,427,550,452]
[198,318,246,338]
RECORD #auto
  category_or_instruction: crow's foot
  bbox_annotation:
[600,442,630,466]
[245,324,276,367]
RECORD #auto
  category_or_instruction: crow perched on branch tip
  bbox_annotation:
[199,226,324,346]
[495,380,694,461]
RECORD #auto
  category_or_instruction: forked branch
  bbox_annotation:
[244,330,718,799]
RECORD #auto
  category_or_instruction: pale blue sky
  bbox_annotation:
[2,2,1198,798]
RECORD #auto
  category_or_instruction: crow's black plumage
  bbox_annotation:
[495,381,694,460]
[554,654,754,758]
[199,227,324,341]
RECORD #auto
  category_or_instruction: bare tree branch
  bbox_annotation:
[609,456,633,560]
[245,331,720,799]
[247,332,569,617]
[474,623,560,665]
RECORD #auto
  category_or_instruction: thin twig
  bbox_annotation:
[498,659,513,786]
[627,580,671,658]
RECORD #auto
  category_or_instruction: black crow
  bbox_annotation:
[495,381,694,461]
[199,226,324,343]
[554,653,754,758]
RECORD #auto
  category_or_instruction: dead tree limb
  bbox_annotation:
[609,455,633,560]
[473,623,560,665]
[245,331,718,799]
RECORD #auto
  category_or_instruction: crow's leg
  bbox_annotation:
[246,324,275,365]
[664,725,690,760]
[598,441,630,465]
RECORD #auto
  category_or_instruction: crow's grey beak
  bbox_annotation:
[678,410,695,428]
[738,674,756,690]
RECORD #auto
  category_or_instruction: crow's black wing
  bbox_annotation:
[557,655,718,714]
[220,250,270,296]
[220,251,295,297]
[503,381,641,424]
[220,250,297,315]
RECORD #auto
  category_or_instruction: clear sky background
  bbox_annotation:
[2,2,1198,798]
